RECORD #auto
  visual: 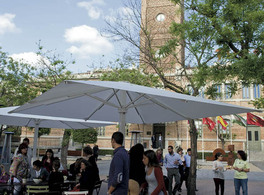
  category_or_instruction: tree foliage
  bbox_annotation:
[100,58,161,88]
[0,44,75,107]
[72,128,98,146]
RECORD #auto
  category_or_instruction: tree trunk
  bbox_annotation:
[220,138,225,150]
[187,119,198,195]
[61,129,71,170]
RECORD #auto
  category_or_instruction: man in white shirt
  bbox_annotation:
[164,145,182,195]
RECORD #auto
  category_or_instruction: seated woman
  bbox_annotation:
[49,160,64,192]
[42,149,54,173]
[74,159,97,194]
[69,158,83,181]
[30,160,50,181]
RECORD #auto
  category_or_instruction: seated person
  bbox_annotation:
[30,160,50,181]
[69,158,83,181]
[74,159,97,194]
[49,160,64,192]
[53,157,68,176]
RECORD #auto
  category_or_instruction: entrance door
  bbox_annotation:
[247,126,261,151]
[153,124,165,149]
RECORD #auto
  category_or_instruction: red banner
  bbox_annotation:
[247,113,264,127]
[202,118,216,131]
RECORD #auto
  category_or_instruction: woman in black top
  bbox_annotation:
[75,159,97,194]
[129,143,146,195]
[83,146,100,182]
[48,160,64,192]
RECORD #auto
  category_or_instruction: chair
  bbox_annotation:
[93,180,103,195]
[63,191,89,195]
[26,185,49,194]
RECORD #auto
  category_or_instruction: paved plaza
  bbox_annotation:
[95,159,264,195]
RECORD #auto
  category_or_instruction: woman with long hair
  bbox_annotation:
[74,159,97,194]
[9,143,29,195]
[142,150,167,195]
[213,152,225,195]
[128,143,146,195]
[233,150,250,195]
[42,149,55,173]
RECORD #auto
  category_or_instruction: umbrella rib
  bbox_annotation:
[126,92,145,123]
[143,94,191,120]
[59,121,78,130]
[84,90,119,120]
[25,118,33,127]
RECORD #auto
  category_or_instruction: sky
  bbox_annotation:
[0,0,130,73]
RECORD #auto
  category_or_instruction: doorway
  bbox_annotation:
[247,126,261,151]
[152,123,165,149]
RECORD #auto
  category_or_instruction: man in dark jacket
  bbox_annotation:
[107,132,129,195]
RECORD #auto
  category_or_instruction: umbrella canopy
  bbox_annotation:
[0,106,115,160]
[11,80,260,137]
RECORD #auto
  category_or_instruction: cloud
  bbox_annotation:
[64,25,113,58]
[0,13,20,35]
[10,52,50,68]
[105,6,134,25]
[77,0,105,19]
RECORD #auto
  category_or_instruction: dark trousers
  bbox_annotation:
[177,165,184,190]
[184,167,190,189]
[213,178,225,195]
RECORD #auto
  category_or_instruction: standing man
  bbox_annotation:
[164,145,182,195]
[184,148,198,192]
[107,132,129,195]
[184,148,191,189]
[93,144,99,161]
[14,137,33,166]
[158,134,163,149]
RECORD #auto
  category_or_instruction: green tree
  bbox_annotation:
[72,128,98,148]
[165,1,264,193]
[100,58,161,87]
[0,44,75,168]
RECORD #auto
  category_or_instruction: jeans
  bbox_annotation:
[234,178,248,195]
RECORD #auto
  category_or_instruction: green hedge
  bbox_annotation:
[98,149,114,156]
[197,152,236,159]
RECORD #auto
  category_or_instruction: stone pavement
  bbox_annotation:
[95,159,264,195]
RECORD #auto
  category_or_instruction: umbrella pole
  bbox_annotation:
[119,90,127,147]
[33,120,40,162]
[119,111,126,146]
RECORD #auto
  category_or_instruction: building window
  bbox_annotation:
[255,131,259,141]
[218,119,230,139]
[225,84,232,99]
[195,120,202,138]
[198,87,205,98]
[215,84,222,99]
[97,126,105,136]
[187,85,194,95]
[156,13,165,22]
[242,84,250,99]
[253,84,260,98]
[248,131,252,141]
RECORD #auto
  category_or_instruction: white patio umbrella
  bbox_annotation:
[0,106,116,160]
[11,80,260,138]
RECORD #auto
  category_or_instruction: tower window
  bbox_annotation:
[156,13,165,22]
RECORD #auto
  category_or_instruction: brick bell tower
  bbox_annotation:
[140,0,183,76]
